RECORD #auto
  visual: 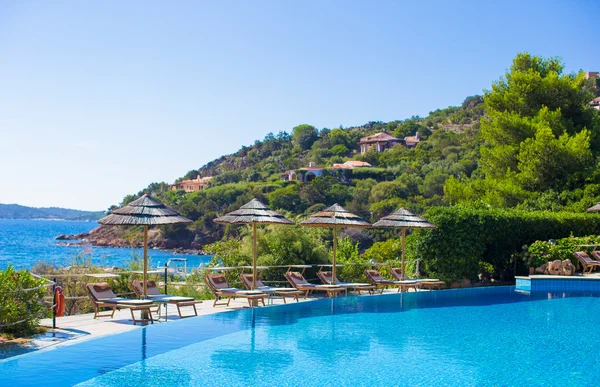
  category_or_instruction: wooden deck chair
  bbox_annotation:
[390,268,445,290]
[573,252,600,274]
[204,273,267,307]
[85,282,154,325]
[239,273,303,303]
[284,271,345,298]
[131,280,203,318]
[315,270,377,294]
[364,270,419,293]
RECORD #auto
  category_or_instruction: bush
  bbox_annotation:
[410,206,600,282]
[348,168,394,181]
[521,235,600,269]
[0,265,48,336]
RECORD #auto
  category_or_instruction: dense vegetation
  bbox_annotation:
[0,204,104,221]
[0,266,48,336]
[112,53,600,283]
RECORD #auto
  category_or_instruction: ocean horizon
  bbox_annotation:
[0,219,211,271]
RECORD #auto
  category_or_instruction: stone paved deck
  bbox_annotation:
[35,295,319,350]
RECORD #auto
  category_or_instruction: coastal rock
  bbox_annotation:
[58,225,204,254]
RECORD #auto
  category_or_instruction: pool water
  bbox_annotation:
[2,287,600,386]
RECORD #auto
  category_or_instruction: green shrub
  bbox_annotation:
[410,206,600,282]
[348,168,394,181]
[0,265,48,336]
[521,235,600,268]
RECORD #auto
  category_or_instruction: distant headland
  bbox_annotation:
[0,203,104,221]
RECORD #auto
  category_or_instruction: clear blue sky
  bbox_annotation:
[1,0,598,211]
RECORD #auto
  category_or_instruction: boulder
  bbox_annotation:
[535,263,548,274]
[562,259,576,276]
[547,260,563,275]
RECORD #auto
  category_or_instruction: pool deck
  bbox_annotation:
[3,288,426,357]
[34,296,318,351]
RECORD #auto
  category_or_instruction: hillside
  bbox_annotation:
[107,95,486,248]
[0,204,104,221]
[94,54,600,253]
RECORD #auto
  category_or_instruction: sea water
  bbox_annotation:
[0,219,211,270]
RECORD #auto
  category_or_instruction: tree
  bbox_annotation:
[480,53,599,179]
[292,124,319,150]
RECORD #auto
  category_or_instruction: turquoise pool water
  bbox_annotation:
[2,287,600,386]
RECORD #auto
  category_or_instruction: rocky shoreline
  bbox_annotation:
[56,225,206,255]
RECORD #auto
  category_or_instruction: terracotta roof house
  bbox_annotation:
[404,132,421,148]
[585,72,599,80]
[591,97,600,111]
[172,176,213,192]
[344,160,371,168]
[332,160,373,169]
[358,132,399,153]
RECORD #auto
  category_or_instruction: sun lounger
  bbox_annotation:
[85,282,154,325]
[204,273,267,307]
[131,280,203,318]
[573,252,600,274]
[590,251,600,264]
[390,268,445,290]
[364,270,419,292]
[316,270,377,294]
[239,273,303,303]
[284,271,345,298]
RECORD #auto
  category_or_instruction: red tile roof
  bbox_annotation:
[359,132,399,143]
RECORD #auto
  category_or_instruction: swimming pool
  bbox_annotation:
[2,287,600,386]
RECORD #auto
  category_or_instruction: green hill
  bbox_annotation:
[114,53,600,251]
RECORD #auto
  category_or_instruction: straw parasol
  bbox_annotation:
[300,204,371,284]
[372,208,435,279]
[98,194,192,298]
[213,199,294,289]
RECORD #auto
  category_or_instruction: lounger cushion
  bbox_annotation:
[148,295,195,302]
[93,283,111,292]
[99,297,153,306]
[212,275,227,284]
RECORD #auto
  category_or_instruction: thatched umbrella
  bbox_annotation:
[588,203,600,212]
[372,208,435,279]
[98,194,192,298]
[300,204,371,284]
[213,199,294,289]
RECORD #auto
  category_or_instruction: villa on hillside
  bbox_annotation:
[585,71,599,80]
[282,162,325,182]
[283,160,372,182]
[172,176,213,192]
[591,97,600,111]
[404,132,421,148]
[358,132,399,153]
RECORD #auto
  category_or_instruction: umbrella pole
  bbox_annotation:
[401,228,406,280]
[252,223,257,290]
[142,225,149,321]
[143,225,149,297]
[332,227,337,285]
